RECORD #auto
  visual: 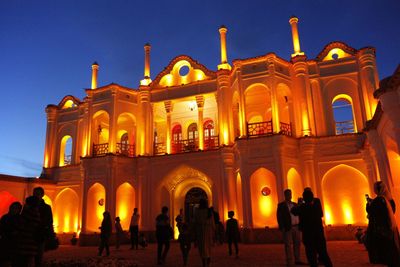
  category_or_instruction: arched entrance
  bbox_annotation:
[184,187,208,224]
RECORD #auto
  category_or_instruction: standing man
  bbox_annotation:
[33,186,54,267]
[291,189,333,267]
[129,208,140,250]
[156,206,172,265]
[277,189,303,266]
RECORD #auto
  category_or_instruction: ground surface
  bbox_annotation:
[43,241,385,267]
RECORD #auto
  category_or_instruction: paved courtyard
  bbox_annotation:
[43,241,385,267]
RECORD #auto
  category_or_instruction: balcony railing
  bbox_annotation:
[173,139,198,153]
[279,122,292,136]
[247,120,273,137]
[93,143,109,156]
[204,135,219,150]
[64,155,72,165]
[335,120,355,135]
[154,142,166,155]
[116,143,135,157]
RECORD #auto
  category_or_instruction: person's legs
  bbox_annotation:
[105,237,110,256]
[157,240,163,264]
[116,234,120,249]
[34,242,45,267]
[133,226,139,249]
[304,242,318,267]
[283,230,294,266]
[292,226,301,263]
[233,240,239,256]
[99,237,105,256]
[315,236,332,267]
[130,230,135,249]
[228,238,233,256]
[162,240,170,262]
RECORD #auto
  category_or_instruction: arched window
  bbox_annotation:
[172,125,182,153]
[332,97,355,134]
[203,120,215,150]
[188,123,198,142]
[59,135,73,166]
[119,133,129,155]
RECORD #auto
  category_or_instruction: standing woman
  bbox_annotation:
[98,211,112,256]
[366,181,400,267]
[194,198,215,267]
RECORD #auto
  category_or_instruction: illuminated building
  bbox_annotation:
[1,16,400,243]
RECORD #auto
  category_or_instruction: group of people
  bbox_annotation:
[155,199,240,267]
[277,181,400,267]
[98,207,147,256]
[0,187,55,267]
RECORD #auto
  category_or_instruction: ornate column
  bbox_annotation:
[196,95,205,150]
[222,147,237,214]
[217,69,231,145]
[91,62,99,89]
[358,48,379,121]
[138,86,152,155]
[268,59,280,133]
[44,105,58,168]
[234,62,247,136]
[289,16,304,57]
[164,101,173,154]
[108,87,117,153]
[292,55,312,136]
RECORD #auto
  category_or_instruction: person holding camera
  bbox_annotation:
[277,189,303,267]
[291,188,332,267]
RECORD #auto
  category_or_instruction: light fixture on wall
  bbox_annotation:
[261,186,271,196]
[98,198,104,206]
[188,101,196,111]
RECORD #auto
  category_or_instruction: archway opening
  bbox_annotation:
[116,182,135,230]
[250,168,278,228]
[332,95,356,134]
[59,135,73,166]
[54,188,79,233]
[322,165,370,225]
[86,183,106,232]
[184,187,208,225]
[287,168,303,200]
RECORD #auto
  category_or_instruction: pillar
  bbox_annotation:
[140,43,152,86]
[268,60,280,133]
[217,69,231,145]
[138,86,152,155]
[289,16,304,57]
[108,87,117,153]
[44,106,58,168]
[196,95,205,150]
[222,147,237,215]
[164,101,173,154]
[91,62,99,89]
[218,26,231,70]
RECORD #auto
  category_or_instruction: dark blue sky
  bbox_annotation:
[0,0,399,177]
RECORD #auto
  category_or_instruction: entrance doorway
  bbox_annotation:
[184,187,208,224]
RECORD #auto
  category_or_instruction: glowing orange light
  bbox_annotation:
[261,186,271,196]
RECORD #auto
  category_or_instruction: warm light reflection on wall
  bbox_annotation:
[322,164,369,225]
[54,188,79,233]
[44,154,49,168]
[159,60,207,87]
[250,168,278,228]
[87,183,105,232]
[287,168,303,200]
[116,182,135,230]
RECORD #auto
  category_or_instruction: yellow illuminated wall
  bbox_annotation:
[0,191,18,217]
[322,164,370,225]
[92,111,110,144]
[86,183,105,232]
[236,173,244,225]
[323,48,351,61]
[245,84,272,122]
[287,168,303,200]
[54,188,79,233]
[250,168,278,228]
[116,182,135,230]
[43,195,52,208]
[159,60,207,87]
[387,147,400,225]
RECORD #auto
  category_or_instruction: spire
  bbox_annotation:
[218,25,231,70]
[289,16,304,57]
[140,43,152,86]
[91,62,99,89]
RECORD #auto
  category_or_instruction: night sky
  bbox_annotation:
[0,0,399,177]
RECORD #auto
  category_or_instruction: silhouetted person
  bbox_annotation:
[17,196,41,267]
[156,206,171,265]
[114,217,123,250]
[178,223,191,266]
[210,206,223,245]
[194,199,215,267]
[0,201,22,267]
[277,189,303,266]
[225,210,240,258]
[175,208,184,234]
[366,181,400,266]
[291,189,332,267]
[33,187,53,267]
[129,208,140,250]
[138,233,148,249]
[98,211,112,256]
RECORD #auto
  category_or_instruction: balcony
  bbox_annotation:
[64,155,72,165]
[204,135,219,150]
[116,143,135,157]
[247,120,273,137]
[335,120,355,135]
[279,122,292,136]
[173,139,198,153]
[154,135,220,155]
[93,143,109,156]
